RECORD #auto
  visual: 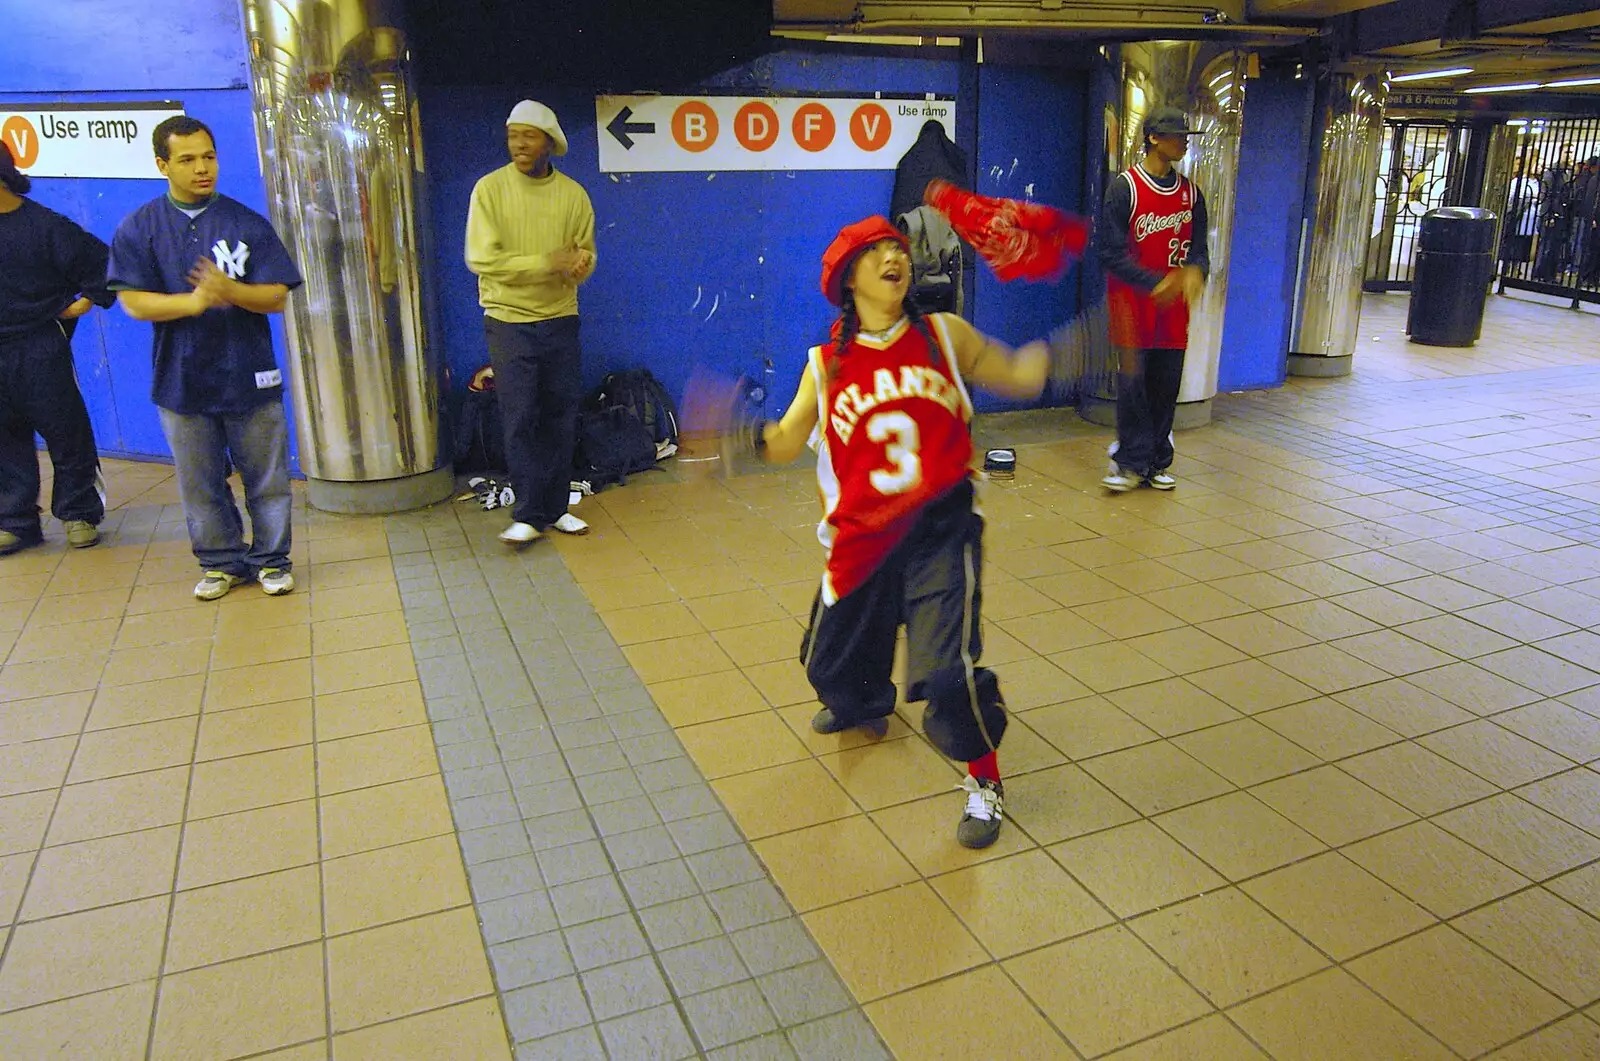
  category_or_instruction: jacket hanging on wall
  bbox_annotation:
[891,119,969,219]
[892,119,972,317]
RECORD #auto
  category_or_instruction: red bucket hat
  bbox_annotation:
[820,216,909,307]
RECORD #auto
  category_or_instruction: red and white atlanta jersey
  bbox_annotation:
[808,314,974,604]
[1106,165,1194,349]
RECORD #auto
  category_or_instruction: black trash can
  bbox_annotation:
[1407,207,1498,347]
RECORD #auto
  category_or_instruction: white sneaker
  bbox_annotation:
[499,522,541,544]
[258,568,295,595]
[1145,471,1177,490]
[194,571,247,601]
[1101,468,1140,493]
[552,513,589,535]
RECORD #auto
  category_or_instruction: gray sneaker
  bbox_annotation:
[194,571,247,601]
[956,776,1004,849]
[810,708,889,739]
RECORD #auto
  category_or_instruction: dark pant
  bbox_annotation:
[0,322,104,541]
[1113,346,1185,476]
[800,481,1007,763]
[485,315,582,528]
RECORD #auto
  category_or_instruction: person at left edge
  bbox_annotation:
[0,141,113,556]
[107,115,304,601]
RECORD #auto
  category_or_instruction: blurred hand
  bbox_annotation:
[1179,265,1206,304]
[187,257,233,311]
[1151,270,1184,305]
[550,247,587,277]
[57,297,93,320]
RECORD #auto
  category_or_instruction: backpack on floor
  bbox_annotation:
[573,406,659,489]
[584,369,680,447]
[453,369,506,474]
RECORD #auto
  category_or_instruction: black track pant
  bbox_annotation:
[485,314,582,529]
[800,480,1007,763]
[1113,346,1185,476]
[0,322,104,541]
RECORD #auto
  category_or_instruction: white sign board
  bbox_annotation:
[0,103,186,180]
[596,94,956,173]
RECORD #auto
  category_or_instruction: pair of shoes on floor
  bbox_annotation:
[810,707,889,739]
[1102,466,1177,492]
[64,520,100,548]
[0,529,44,556]
[194,567,295,601]
[499,513,589,544]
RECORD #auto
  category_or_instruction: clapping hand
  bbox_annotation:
[187,257,232,313]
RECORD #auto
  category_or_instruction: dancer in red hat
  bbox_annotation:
[732,216,1053,848]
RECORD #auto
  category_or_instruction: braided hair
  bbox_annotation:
[825,290,942,390]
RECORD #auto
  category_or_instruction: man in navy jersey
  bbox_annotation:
[108,116,304,600]
[1098,106,1211,493]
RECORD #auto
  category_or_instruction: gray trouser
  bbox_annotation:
[158,400,292,577]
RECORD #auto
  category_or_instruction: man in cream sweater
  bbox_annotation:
[466,99,597,543]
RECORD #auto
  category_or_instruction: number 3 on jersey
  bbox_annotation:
[866,411,922,495]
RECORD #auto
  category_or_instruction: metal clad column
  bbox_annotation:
[240,0,451,513]
[1081,40,1246,428]
[1288,71,1388,378]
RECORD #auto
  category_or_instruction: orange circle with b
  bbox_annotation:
[792,103,836,153]
[850,103,892,151]
[672,101,719,153]
[734,101,779,152]
[2,115,40,168]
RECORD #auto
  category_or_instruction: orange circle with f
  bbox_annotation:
[2,115,40,168]
[792,103,836,153]
[850,103,892,151]
[734,101,779,151]
[672,101,719,153]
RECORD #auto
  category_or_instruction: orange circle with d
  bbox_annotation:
[672,101,719,153]
[2,115,40,168]
[850,103,892,151]
[792,103,836,153]
[734,101,779,152]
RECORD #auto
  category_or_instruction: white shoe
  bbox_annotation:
[499,522,541,544]
[1145,471,1177,490]
[552,513,589,535]
[1101,469,1140,493]
[258,567,295,595]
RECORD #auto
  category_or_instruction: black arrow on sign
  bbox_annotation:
[606,106,656,150]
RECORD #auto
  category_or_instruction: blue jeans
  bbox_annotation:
[158,400,292,578]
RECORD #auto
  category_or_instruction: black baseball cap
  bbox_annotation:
[1143,106,1200,138]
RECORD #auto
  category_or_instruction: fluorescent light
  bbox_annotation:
[1507,119,1529,126]
[1463,83,1542,94]
[1544,77,1600,88]
[1391,67,1473,83]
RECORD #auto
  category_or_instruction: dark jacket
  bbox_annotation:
[891,120,969,220]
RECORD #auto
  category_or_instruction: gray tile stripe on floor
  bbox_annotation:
[383,502,891,1061]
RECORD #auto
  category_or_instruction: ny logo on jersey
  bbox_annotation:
[211,240,251,279]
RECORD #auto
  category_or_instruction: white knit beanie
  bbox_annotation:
[506,100,568,156]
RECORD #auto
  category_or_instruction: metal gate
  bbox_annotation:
[1489,117,1600,308]
[1363,121,1472,291]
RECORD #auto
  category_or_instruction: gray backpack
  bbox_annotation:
[898,205,963,315]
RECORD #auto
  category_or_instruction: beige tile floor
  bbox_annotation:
[4,289,1600,1060]
[551,293,1600,1060]
[0,469,509,1060]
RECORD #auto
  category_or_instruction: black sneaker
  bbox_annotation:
[957,776,1004,849]
[810,708,889,738]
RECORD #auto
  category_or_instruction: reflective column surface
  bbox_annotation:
[241,0,451,512]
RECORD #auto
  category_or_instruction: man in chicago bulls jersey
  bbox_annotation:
[743,216,1053,848]
[1099,106,1211,493]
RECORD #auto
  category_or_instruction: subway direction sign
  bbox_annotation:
[596,94,957,173]
[0,102,185,180]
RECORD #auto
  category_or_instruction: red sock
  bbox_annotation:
[968,751,1000,783]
